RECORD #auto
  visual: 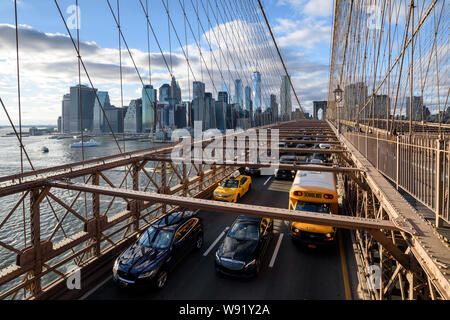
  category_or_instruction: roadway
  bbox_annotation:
[86,175,358,300]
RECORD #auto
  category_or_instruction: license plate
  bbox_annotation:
[307,244,317,249]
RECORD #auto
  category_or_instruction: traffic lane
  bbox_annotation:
[87,175,348,300]
[86,175,283,300]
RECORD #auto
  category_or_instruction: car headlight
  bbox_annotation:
[294,228,300,233]
[245,259,256,268]
[325,233,333,238]
[138,269,158,279]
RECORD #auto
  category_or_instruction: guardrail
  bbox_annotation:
[343,128,449,226]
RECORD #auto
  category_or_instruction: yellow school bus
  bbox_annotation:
[288,166,338,248]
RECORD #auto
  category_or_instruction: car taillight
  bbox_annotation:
[324,194,334,199]
[293,191,303,196]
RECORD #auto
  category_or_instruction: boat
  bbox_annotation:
[40,146,49,153]
[70,139,101,148]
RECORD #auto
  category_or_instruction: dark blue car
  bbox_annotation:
[113,211,203,289]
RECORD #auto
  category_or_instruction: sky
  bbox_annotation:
[0,0,334,126]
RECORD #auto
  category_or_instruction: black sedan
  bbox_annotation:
[215,216,273,277]
[113,211,203,289]
[274,169,295,180]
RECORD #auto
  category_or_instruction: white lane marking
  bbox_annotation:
[203,227,230,257]
[269,233,284,268]
[79,275,112,300]
[263,176,272,186]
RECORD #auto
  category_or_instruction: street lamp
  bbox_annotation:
[333,85,343,103]
[333,85,343,133]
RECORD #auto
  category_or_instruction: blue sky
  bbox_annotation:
[0,0,334,125]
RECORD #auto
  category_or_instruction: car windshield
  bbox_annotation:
[228,221,259,241]
[139,226,174,249]
[295,202,331,214]
[221,179,239,188]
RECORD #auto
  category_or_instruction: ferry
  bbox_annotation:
[70,139,101,148]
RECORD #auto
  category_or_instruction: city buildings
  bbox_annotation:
[59,71,292,135]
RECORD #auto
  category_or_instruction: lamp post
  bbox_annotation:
[333,85,343,134]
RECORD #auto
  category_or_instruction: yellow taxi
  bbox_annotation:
[213,171,252,203]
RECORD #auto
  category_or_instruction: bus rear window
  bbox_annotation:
[295,202,331,214]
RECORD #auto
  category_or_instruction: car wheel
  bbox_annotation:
[195,233,203,250]
[155,269,168,289]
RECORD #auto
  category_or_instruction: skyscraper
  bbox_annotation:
[252,71,262,113]
[62,94,71,133]
[280,75,292,121]
[406,96,424,121]
[159,84,171,103]
[234,79,243,108]
[344,82,367,121]
[92,91,111,133]
[270,94,278,122]
[244,86,252,113]
[124,98,142,133]
[193,81,205,100]
[193,81,206,129]
[218,91,229,104]
[142,85,156,133]
[69,84,97,133]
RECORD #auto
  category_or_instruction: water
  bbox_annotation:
[0,129,158,177]
[0,128,176,298]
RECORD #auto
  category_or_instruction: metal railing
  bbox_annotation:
[343,128,449,226]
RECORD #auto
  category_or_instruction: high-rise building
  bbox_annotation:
[234,79,243,107]
[159,84,171,103]
[221,83,231,100]
[215,100,227,132]
[174,103,187,128]
[344,82,367,121]
[280,75,292,121]
[406,96,424,121]
[205,92,214,129]
[270,94,278,122]
[170,76,182,105]
[192,97,206,130]
[244,86,252,112]
[69,84,97,133]
[104,106,126,133]
[192,81,206,129]
[62,94,71,133]
[92,91,111,133]
[252,71,262,113]
[142,85,156,133]
[369,95,390,119]
[57,116,62,133]
[124,98,142,133]
[218,91,229,104]
[193,81,205,100]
